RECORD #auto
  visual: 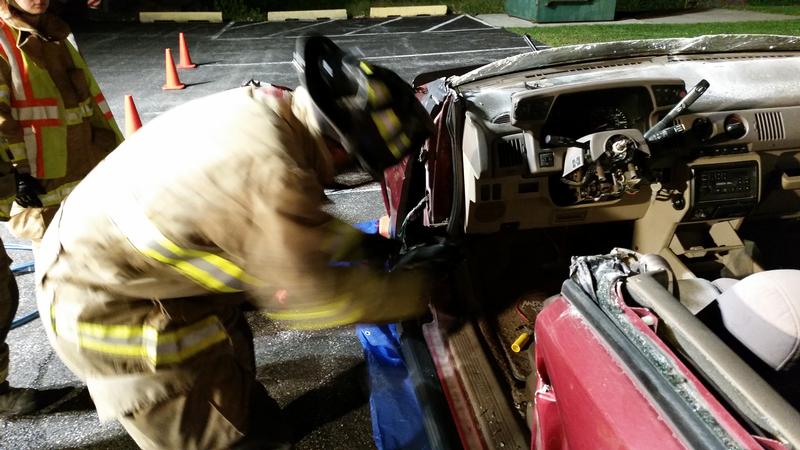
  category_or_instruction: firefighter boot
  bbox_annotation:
[0,381,37,417]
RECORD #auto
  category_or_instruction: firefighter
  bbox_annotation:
[35,36,434,449]
[0,0,123,246]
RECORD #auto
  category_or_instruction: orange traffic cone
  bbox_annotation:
[162,48,185,90]
[177,32,197,69]
[124,95,142,137]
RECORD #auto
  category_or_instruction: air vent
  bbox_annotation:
[492,113,511,124]
[755,111,785,141]
[496,134,526,168]
[566,60,645,72]
[671,54,793,63]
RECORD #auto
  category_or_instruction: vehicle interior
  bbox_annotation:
[393,36,800,449]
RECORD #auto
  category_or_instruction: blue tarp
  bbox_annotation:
[353,220,430,450]
[357,324,430,450]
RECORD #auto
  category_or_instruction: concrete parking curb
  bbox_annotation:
[267,9,348,21]
[370,5,448,18]
[139,11,223,23]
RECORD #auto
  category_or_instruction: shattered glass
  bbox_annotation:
[452,35,800,86]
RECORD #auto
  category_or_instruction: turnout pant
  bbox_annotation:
[0,240,19,386]
[39,284,282,450]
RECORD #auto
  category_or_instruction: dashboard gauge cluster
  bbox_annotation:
[540,87,654,139]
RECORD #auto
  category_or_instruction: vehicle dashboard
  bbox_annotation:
[453,54,800,235]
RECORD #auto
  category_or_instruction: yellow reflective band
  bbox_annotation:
[107,197,262,294]
[371,109,401,142]
[64,107,84,125]
[34,181,79,208]
[141,246,241,293]
[80,98,94,117]
[6,142,26,162]
[359,61,373,75]
[386,132,412,160]
[367,80,390,107]
[267,295,351,321]
[276,309,365,330]
[0,195,13,219]
[11,105,60,122]
[71,316,229,366]
[158,239,261,287]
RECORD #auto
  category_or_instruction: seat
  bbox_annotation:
[638,254,800,372]
[713,270,800,372]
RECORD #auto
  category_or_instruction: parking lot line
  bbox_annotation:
[228,21,269,31]
[465,14,499,29]
[268,18,339,36]
[211,46,529,67]
[422,14,466,32]
[364,46,529,60]
[430,27,498,33]
[216,27,500,41]
[344,17,403,35]
[211,21,235,40]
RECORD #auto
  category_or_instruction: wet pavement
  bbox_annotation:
[0,14,530,450]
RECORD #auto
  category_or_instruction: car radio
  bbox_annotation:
[687,161,759,221]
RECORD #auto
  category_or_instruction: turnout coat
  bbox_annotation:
[36,86,427,421]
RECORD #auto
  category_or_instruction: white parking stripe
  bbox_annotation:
[344,17,404,35]
[210,21,235,40]
[210,46,529,67]
[422,14,465,32]
[325,185,382,195]
[268,19,338,37]
[430,27,499,33]
[365,46,529,60]
[465,14,499,28]
[216,27,499,41]
[229,21,269,30]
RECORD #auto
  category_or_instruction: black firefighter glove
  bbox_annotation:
[391,241,462,275]
[15,172,44,208]
[360,233,403,267]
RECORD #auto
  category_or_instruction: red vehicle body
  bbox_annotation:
[382,35,800,450]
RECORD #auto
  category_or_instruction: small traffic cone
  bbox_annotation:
[177,32,197,69]
[162,48,185,90]
[124,95,142,137]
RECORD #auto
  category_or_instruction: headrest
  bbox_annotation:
[716,270,800,371]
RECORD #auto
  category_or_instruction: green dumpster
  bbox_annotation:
[505,0,616,23]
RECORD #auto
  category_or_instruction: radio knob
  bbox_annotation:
[724,115,746,139]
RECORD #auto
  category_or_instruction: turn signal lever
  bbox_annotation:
[644,79,709,143]
[544,134,588,149]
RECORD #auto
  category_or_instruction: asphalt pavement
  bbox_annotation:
[0,15,530,450]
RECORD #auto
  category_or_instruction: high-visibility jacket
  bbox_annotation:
[36,86,428,419]
[0,14,122,208]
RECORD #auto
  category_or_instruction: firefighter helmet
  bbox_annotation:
[294,35,434,178]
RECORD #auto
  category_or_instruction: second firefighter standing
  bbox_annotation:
[0,0,122,244]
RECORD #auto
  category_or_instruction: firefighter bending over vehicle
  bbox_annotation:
[35,36,435,449]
